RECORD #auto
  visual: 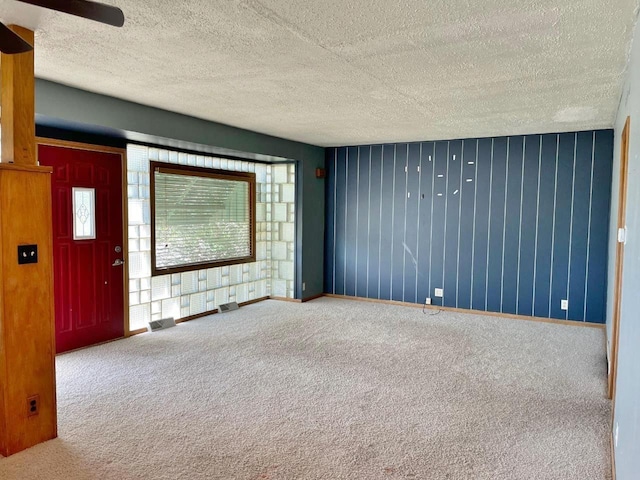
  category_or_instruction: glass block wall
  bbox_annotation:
[126,145,296,331]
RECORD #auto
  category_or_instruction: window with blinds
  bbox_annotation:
[150,162,256,275]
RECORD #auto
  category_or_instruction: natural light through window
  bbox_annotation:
[151,163,255,275]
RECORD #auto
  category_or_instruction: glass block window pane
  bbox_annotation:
[72,187,96,240]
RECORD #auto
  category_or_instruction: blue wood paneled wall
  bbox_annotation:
[324,130,613,323]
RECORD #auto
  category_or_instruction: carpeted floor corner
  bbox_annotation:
[0,298,611,479]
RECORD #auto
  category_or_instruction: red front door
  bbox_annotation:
[39,143,125,353]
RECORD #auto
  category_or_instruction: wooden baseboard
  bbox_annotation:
[269,296,302,303]
[301,293,324,303]
[323,294,606,329]
[611,429,617,480]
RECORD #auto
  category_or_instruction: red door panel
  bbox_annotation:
[39,144,125,353]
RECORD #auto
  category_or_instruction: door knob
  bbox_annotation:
[112,259,125,267]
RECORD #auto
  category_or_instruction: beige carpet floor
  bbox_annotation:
[0,298,611,479]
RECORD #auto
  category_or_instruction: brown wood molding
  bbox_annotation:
[35,137,126,156]
[0,166,57,455]
[1,26,35,166]
[270,296,302,303]
[301,293,324,303]
[609,116,630,401]
[323,294,606,329]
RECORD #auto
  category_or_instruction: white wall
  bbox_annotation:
[608,8,640,479]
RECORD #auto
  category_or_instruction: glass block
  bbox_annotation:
[272,242,287,260]
[282,184,295,203]
[72,188,96,240]
[281,223,295,242]
[242,273,249,283]
[180,307,190,318]
[256,203,266,222]
[190,292,207,316]
[151,301,161,314]
[206,291,214,302]
[279,261,294,281]
[139,186,150,199]
[128,199,150,225]
[140,238,151,252]
[127,172,138,185]
[149,148,159,161]
[181,295,190,308]
[198,270,207,281]
[187,155,197,166]
[178,153,188,165]
[159,149,169,161]
[172,285,181,297]
[128,185,139,199]
[141,278,151,290]
[127,145,150,172]
[129,303,150,331]
[139,225,151,238]
[140,290,151,303]
[229,265,242,285]
[162,298,180,319]
[171,273,181,285]
[221,266,230,276]
[236,284,249,304]
[151,275,171,301]
[181,271,198,294]
[212,158,221,169]
[229,286,236,296]
[128,226,139,239]
[273,165,288,183]
[207,268,222,289]
[128,239,140,253]
[196,156,205,167]
[139,173,150,186]
[220,159,228,170]
[129,291,140,306]
[169,151,178,163]
[207,301,215,311]
[204,158,213,169]
[129,252,151,279]
[273,280,287,297]
[214,288,229,307]
[151,312,162,322]
[129,279,140,293]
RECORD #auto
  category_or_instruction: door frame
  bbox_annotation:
[608,116,630,401]
[36,137,131,338]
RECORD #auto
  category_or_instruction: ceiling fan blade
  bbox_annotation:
[17,0,125,27]
[0,22,33,54]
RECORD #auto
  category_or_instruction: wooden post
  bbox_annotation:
[1,25,36,165]
[0,26,57,456]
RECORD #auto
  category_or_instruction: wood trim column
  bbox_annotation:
[0,26,57,456]
[1,25,35,165]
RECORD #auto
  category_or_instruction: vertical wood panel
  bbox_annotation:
[356,147,370,298]
[324,130,613,323]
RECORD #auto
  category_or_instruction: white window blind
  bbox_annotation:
[153,166,254,272]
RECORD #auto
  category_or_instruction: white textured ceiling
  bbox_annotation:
[1,0,639,146]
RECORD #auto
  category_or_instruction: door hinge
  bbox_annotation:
[618,227,627,244]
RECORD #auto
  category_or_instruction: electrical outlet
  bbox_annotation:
[434,288,443,298]
[302,282,306,291]
[425,297,432,305]
[27,395,39,417]
[614,423,619,448]
[561,299,569,311]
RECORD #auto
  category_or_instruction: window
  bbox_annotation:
[150,162,256,275]
[72,187,96,240]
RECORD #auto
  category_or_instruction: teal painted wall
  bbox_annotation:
[35,79,325,299]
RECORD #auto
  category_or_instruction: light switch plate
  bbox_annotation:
[561,299,569,311]
[18,244,38,265]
